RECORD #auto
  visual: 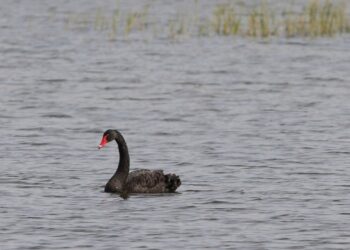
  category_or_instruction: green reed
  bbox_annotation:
[64,0,350,40]
[247,2,276,38]
[284,0,349,37]
[212,4,241,36]
[124,5,149,36]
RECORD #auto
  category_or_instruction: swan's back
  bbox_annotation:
[125,169,181,193]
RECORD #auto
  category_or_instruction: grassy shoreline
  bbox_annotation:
[64,0,350,40]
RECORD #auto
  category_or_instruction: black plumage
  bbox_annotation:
[99,129,181,196]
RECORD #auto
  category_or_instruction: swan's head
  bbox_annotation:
[98,129,117,149]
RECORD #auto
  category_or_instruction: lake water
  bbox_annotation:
[1,1,350,249]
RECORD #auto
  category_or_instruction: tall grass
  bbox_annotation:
[284,0,349,37]
[64,0,350,40]
[212,4,241,36]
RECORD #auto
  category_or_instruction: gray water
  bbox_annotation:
[1,1,350,249]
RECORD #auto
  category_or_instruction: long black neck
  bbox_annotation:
[114,131,130,181]
[105,131,130,192]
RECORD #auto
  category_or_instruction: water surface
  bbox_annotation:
[1,1,350,249]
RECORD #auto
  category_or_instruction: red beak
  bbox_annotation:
[98,135,108,149]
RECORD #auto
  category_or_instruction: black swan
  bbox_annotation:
[98,129,181,195]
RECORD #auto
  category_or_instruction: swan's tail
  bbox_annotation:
[165,173,181,192]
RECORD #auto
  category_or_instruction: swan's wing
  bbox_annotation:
[125,169,167,193]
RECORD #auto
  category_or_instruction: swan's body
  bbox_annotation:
[99,129,181,195]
